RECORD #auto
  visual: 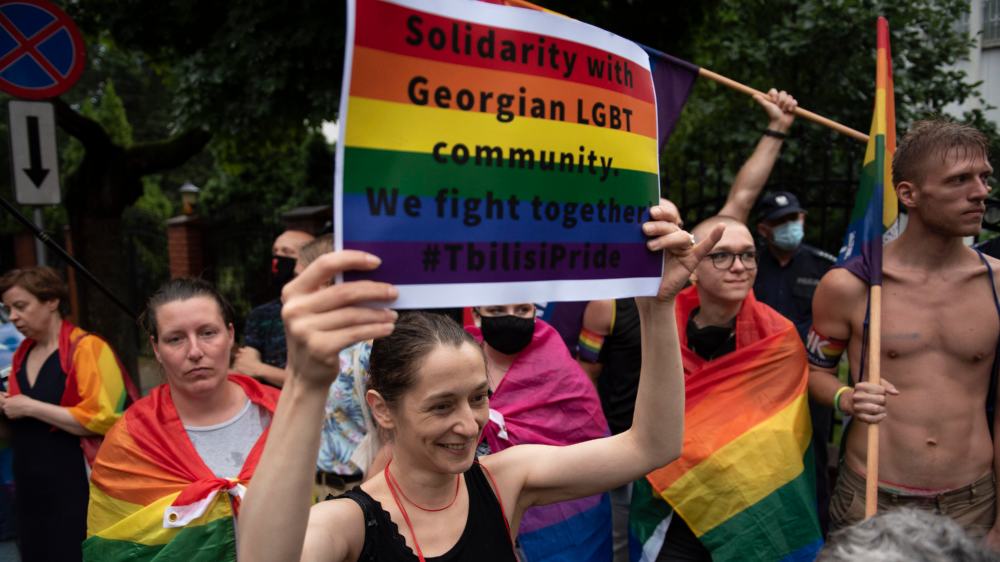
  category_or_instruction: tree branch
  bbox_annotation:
[127,128,212,175]
[51,97,113,149]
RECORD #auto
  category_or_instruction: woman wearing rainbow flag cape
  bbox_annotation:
[468,302,613,561]
[84,278,280,560]
[236,203,716,562]
[0,267,137,562]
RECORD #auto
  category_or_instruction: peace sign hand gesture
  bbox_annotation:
[640,203,724,303]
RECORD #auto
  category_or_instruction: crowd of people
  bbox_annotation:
[0,89,996,562]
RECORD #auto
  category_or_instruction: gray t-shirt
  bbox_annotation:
[185,399,271,478]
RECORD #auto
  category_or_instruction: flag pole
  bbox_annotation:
[492,0,871,144]
[864,286,883,517]
[696,68,870,144]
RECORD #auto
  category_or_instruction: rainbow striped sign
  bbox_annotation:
[337,0,661,308]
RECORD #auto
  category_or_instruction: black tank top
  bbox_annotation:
[596,298,642,435]
[340,462,517,562]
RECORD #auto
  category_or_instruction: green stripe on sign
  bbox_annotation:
[342,146,658,206]
[83,516,237,561]
[699,446,821,562]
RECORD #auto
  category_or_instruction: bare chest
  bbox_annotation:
[867,276,999,365]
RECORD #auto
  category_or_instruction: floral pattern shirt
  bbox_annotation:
[317,341,371,475]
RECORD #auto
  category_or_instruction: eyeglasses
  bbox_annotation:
[706,251,757,270]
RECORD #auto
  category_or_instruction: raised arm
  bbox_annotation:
[483,204,724,511]
[718,89,798,223]
[238,251,398,562]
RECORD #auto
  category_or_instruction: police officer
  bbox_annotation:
[753,190,835,534]
[753,191,835,341]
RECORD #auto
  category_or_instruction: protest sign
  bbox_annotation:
[336,0,661,308]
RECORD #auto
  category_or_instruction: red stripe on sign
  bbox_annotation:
[354,0,654,104]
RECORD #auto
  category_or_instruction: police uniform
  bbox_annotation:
[753,191,835,534]
[754,243,835,341]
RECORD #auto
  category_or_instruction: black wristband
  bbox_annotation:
[763,128,788,140]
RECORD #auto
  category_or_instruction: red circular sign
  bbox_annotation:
[0,0,85,99]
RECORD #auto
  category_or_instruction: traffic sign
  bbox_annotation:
[0,0,85,99]
[9,100,59,204]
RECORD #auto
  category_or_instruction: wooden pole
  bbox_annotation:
[697,68,870,144]
[864,285,883,518]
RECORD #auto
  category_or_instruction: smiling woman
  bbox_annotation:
[83,278,280,561]
[237,202,725,562]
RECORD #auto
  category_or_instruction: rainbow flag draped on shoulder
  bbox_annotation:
[471,320,613,562]
[9,319,138,463]
[837,16,897,283]
[634,287,822,561]
[84,375,278,561]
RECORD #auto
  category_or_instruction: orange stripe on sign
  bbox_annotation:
[350,46,656,139]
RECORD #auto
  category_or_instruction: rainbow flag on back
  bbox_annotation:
[84,375,278,561]
[636,287,822,561]
[837,16,898,282]
[9,320,138,463]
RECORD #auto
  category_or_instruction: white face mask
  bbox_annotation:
[770,220,804,251]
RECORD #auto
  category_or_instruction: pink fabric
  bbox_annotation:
[468,319,609,452]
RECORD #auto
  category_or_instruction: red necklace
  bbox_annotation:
[384,459,462,562]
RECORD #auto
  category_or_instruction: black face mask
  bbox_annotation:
[480,314,535,355]
[271,255,297,289]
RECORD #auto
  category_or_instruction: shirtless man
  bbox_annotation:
[808,120,997,543]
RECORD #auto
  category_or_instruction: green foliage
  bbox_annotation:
[648,0,998,249]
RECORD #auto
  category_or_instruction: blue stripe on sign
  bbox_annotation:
[342,193,648,243]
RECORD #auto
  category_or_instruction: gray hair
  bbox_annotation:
[818,508,997,562]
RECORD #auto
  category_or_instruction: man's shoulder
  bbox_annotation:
[816,267,869,301]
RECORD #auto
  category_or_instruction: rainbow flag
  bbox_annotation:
[9,320,138,463]
[470,320,613,562]
[837,16,898,283]
[337,0,685,308]
[639,287,822,561]
[84,375,278,561]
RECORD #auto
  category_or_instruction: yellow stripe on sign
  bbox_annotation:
[90,487,233,546]
[343,97,659,175]
[663,392,812,537]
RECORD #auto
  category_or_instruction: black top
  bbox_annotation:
[596,299,641,435]
[753,243,834,341]
[11,347,88,562]
[340,462,516,562]
[685,308,736,361]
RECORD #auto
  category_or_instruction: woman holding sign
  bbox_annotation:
[238,203,719,562]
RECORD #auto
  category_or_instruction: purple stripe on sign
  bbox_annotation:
[344,241,660,284]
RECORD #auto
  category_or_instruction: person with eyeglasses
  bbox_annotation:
[641,215,822,561]
[465,302,613,561]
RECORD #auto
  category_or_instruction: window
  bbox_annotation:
[986,0,1000,48]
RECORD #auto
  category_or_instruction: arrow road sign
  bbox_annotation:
[9,99,59,204]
